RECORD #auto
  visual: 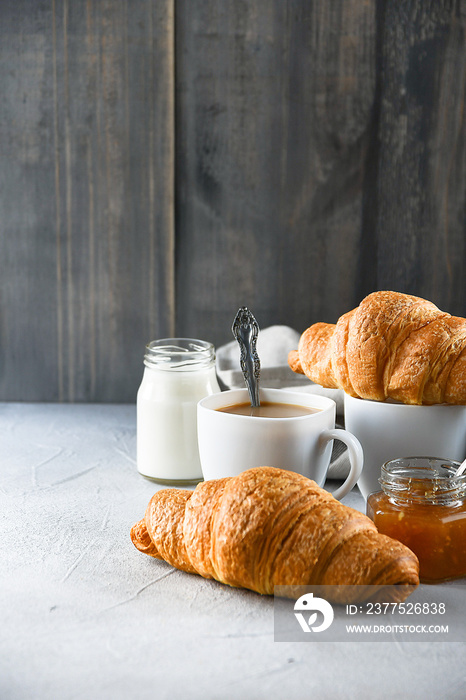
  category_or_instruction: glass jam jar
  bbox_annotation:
[137,338,220,484]
[367,457,466,583]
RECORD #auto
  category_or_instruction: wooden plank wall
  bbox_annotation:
[1,0,465,402]
[1,0,174,401]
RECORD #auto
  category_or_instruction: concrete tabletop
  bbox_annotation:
[0,402,464,700]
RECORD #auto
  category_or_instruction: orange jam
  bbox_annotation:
[366,457,466,583]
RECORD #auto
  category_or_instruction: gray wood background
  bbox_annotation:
[1,0,465,402]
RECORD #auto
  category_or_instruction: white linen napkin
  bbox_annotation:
[216,325,349,478]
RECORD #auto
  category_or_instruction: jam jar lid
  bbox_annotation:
[379,456,466,506]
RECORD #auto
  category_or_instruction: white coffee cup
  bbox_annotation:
[344,393,466,499]
[197,388,363,500]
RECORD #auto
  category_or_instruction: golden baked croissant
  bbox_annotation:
[288,290,466,405]
[131,467,419,602]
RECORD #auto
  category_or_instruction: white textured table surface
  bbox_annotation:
[1,403,464,700]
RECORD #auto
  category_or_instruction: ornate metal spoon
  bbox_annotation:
[232,307,261,407]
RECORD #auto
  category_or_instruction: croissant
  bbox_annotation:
[288,290,466,405]
[131,466,419,603]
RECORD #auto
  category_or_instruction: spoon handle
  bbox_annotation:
[455,458,466,477]
[232,307,261,407]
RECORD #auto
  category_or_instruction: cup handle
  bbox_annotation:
[320,428,364,500]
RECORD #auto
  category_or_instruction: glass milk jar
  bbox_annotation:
[137,338,220,484]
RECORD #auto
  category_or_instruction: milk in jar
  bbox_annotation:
[137,338,220,483]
